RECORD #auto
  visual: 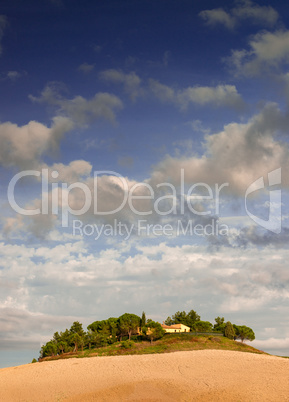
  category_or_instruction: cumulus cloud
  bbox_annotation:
[0,241,289,354]
[99,69,143,101]
[232,0,279,27]
[148,79,175,102]
[78,62,95,74]
[199,8,235,30]
[5,104,288,239]
[199,1,279,30]
[253,337,289,353]
[0,15,7,55]
[43,160,93,183]
[227,30,289,76]
[149,79,244,110]
[177,84,244,110]
[149,103,289,195]
[29,82,123,125]
[0,307,80,351]
[0,116,73,169]
[223,226,289,248]
[6,71,22,81]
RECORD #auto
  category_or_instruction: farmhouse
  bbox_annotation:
[161,323,190,333]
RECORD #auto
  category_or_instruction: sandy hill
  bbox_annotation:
[0,350,289,401]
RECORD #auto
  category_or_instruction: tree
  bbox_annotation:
[59,329,71,346]
[118,313,140,340]
[164,309,200,329]
[140,311,146,327]
[106,317,119,340]
[167,311,187,325]
[224,321,235,340]
[164,316,174,325]
[143,321,165,343]
[87,317,118,345]
[53,331,61,343]
[191,321,213,332]
[40,341,57,358]
[234,325,255,342]
[214,317,225,329]
[70,321,85,337]
[57,341,68,354]
[186,310,201,326]
[70,333,82,352]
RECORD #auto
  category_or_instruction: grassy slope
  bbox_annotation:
[39,333,266,362]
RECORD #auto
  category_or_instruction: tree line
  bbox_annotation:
[40,312,164,358]
[39,309,255,358]
[165,311,255,342]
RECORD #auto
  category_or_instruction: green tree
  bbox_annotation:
[224,321,235,340]
[70,321,85,337]
[70,333,82,352]
[59,329,72,346]
[40,341,57,357]
[87,317,118,345]
[164,316,174,325]
[118,313,140,340]
[169,311,187,324]
[164,309,200,329]
[53,331,61,343]
[214,317,225,330]
[57,341,68,354]
[85,330,94,349]
[140,311,146,327]
[191,320,213,332]
[234,325,255,342]
[186,309,201,326]
[143,321,165,344]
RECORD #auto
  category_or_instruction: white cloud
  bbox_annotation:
[0,241,289,354]
[148,79,175,102]
[6,71,22,81]
[253,337,289,353]
[227,30,289,76]
[199,1,278,30]
[78,62,95,74]
[4,104,288,239]
[177,84,244,110]
[149,79,243,110]
[199,8,235,30]
[29,82,123,125]
[150,103,289,194]
[44,160,93,183]
[0,116,73,169]
[0,307,81,351]
[232,0,279,27]
[99,69,143,101]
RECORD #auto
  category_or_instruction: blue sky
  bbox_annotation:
[1,0,289,367]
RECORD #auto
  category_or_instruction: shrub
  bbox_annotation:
[31,358,37,363]
[121,340,135,349]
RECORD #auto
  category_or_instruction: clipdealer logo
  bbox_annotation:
[6,167,282,237]
[245,168,281,234]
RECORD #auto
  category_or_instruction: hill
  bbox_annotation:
[39,332,264,363]
[1,349,289,401]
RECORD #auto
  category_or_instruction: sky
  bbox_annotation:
[1,0,289,367]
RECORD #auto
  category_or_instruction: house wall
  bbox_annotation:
[162,324,190,333]
[164,328,182,333]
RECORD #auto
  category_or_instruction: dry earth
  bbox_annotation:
[0,350,289,401]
